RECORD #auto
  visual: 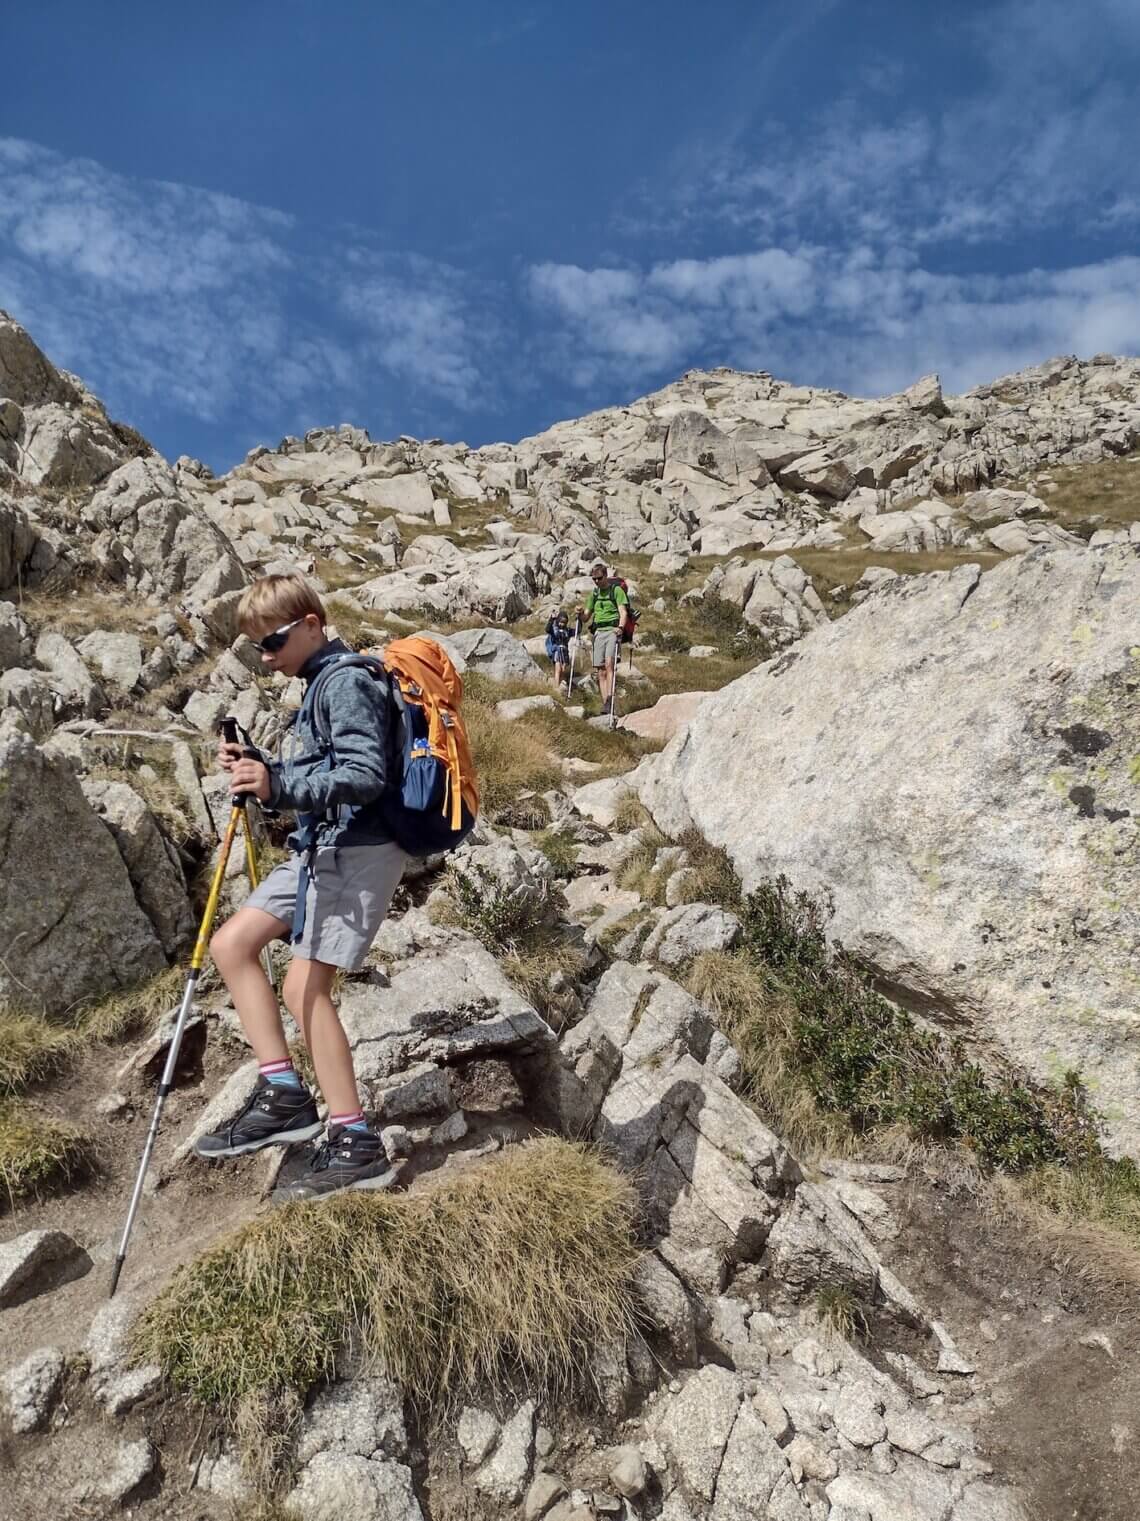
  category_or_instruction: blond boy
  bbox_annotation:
[195,574,407,1199]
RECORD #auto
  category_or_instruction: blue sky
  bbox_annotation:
[2,0,1140,472]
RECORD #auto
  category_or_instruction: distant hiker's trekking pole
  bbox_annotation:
[566,615,582,699]
[108,717,261,1298]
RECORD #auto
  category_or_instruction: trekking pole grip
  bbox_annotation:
[220,715,259,809]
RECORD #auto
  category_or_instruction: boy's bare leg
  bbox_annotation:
[595,663,610,704]
[283,957,361,1117]
[210,907,291,1064]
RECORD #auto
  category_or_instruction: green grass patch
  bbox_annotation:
[0,1101,95,1210]
[134,1138,640,1411]
[535,828,579,878]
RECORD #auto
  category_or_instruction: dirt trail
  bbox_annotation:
[885,1172,1140,1521]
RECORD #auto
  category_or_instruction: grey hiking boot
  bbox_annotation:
[272,1125,399,1203]
[193,1078,321,1159]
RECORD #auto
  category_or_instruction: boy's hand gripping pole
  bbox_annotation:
[107,719,258,1297]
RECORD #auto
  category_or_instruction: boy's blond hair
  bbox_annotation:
[237,573,326,635]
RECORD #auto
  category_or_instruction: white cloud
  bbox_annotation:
[0,138,489,441]
[526,247,1140,400]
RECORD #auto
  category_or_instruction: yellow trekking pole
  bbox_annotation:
[109,718,260,1296]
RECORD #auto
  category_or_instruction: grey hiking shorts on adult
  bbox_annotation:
[245,842,408,969]
[592,627,620,668]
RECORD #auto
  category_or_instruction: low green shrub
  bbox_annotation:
[739,875,1106,1174]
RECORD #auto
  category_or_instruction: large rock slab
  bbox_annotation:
[337,938,555,1093]
[0,731,166,1014]
[81,779,193,957]
[619,691,708,743]
[639,546,1140,1154]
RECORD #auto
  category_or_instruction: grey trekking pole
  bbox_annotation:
[566,616,582,699]
[108,718,258,1297]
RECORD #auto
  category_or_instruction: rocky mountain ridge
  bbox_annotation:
[3,310,1140,1521]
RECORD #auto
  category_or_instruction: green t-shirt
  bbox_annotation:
[585,581,628,629]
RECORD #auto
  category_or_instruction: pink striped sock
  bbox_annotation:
[330,1109,367,1131]
[260,1059,302,1089]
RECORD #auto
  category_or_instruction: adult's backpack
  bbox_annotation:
[302,636,479,858]
[610,577,641,645]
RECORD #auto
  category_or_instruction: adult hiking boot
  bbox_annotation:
[193,1078,322,1159]
[272,1124,399,1203]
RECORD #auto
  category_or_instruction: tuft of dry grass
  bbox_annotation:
[12,587,165,644]
[0,965,183,1093]
[686,949,858,1159]
[989,1162,1140,1286]
[612,794,652,833]
[134,1138,640,1413]
[676,828,741,909]
[464,697,563,822]
[0,1100,95,1210]
[614,825,671,904]
[0,1012,77,1098]
[815,1284,869,1341]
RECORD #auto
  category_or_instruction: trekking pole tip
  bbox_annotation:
[108,1254,125,1298]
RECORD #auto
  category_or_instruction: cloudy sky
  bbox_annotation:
[2,0,1139,470]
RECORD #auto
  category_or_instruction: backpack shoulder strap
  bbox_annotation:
[302,654,389,748]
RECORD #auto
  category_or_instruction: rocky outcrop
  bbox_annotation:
[0,729,167,1013]
[640,545,1140,1154]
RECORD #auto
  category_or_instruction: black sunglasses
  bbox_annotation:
[253,616,305,654]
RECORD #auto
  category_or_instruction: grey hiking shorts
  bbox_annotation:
[592,627,620,668]
[245,842,408,970]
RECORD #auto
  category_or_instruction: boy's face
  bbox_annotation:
[249,612,326,677]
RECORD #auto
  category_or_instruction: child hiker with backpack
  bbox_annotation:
[195,572,476,1200]
[578,562,631,716]
[544,609,572,688]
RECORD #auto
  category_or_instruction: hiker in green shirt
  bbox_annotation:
[578,561,629,715]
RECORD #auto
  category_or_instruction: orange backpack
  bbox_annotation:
[303,636,478,856]
[377,636,479,840]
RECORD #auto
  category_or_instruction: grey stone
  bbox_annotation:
[765,1183,880,1300]
[291,1453,424,1521]
[655,1365,742,1503]
[81,777,192,956]
[638,545,1140,1155]
[458,1405,500,1466]
[607,1444,647,1498]
[77,630,144,691]
[374,1063,455,1122]
[34,628,105,717]
[785,1433,839,1484]
[711,1400,804,1518]
[475,1398,536,1503]
[752,1385,793,1444]
[296,1376,407,1464]
[71,1438,155,1506]
[641,902,742,967]
[1,1346,65,1433]
[0,731,166,1014]
[631,1252,700,1364]
[99,1363,164,1416]
[336,941,554,1088]
[835,1380,888,1447]
[526,1471,569,1518]
[0,1230,91,1308]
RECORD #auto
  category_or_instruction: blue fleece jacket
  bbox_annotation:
[267,639,395,849]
